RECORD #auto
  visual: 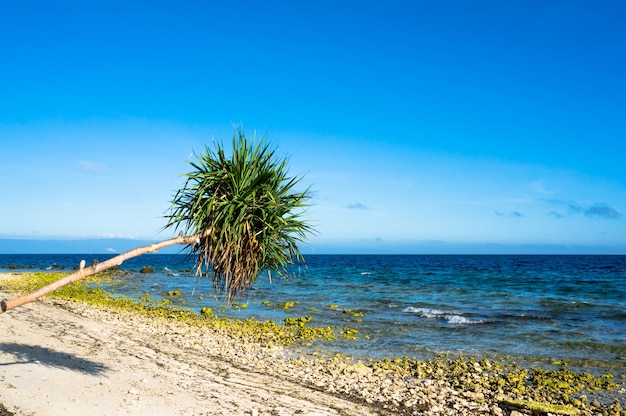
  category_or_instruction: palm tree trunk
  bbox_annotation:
[1,232,203,313]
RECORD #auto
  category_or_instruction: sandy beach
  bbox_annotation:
[0,290,378,416]
[1,271,624,416]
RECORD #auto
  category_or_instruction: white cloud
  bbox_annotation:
[77,160,106,172]
[348,202,370,210]
[584,204,622,219]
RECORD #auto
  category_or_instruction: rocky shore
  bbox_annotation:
[68,300,625,416]
[1,272,624,415]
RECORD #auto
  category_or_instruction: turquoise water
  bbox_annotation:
[2,254,625,371]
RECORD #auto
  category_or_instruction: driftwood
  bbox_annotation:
[1,232,202,313]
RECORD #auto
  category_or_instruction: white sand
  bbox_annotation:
[0,291,377,416]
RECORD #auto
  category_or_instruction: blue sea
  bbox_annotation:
[2,254,625,373]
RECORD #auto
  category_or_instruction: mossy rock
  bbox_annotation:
[285,316,312,326]
[340,327,358,340]
[0,402,16,416]
[502,399,581,415]
[0,272,336,346]
[140,265,154,274]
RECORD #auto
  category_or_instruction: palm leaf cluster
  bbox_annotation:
[165,130,314,301]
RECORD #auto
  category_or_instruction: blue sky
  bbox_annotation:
[1,1,625,254]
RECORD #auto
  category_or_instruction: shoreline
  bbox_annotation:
[2,254,624,367]
[0,290,379,416]
[1,273,624,415]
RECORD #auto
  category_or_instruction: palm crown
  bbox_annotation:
[165,130,314,300]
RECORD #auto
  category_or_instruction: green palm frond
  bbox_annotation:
[165,130,314,301]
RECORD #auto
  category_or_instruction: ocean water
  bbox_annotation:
[2,254,625,372]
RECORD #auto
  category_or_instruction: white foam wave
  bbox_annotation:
[446,315,480,325]
[403,307,445,318]
[163,267,179,276]
[404,307,482,325]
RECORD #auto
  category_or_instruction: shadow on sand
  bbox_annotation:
[0,342,110,375]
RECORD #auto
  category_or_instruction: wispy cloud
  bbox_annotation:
[348,202,370,210]
[528,180,551,195]
[495,211,525,218]
[77,160,106,172]
[105,247,118,253]
[584,204,622,219]
[546,200,621,220]
[548,211,565,219]
[568,203,584,214]
[101,233,142,239]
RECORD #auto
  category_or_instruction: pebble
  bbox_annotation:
[59,302,621,416]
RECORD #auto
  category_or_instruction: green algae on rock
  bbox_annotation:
[2,272,624,415]
[502,399,581,415]
[0,272,335,346]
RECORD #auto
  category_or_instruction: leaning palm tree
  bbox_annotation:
[1,130,314,312]
[165,131,313,300]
